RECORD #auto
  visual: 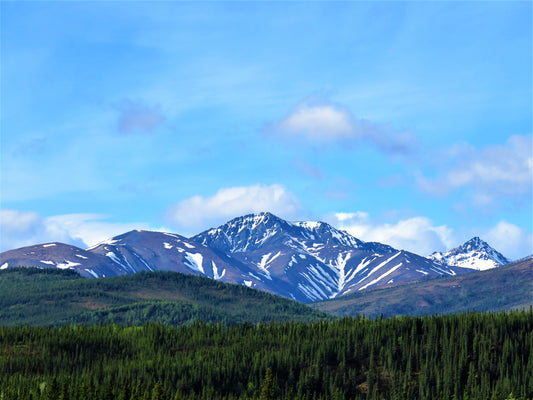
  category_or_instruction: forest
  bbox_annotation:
[1,310,531,400]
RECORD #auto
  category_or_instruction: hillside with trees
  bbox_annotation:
[0,268,330,326]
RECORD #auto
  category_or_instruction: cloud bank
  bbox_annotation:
[166,184,302,233]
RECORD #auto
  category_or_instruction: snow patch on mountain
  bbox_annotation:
[184,252,204,274]
[212,261,225,280]
[85,268,99,278]
[56,261,81,270]
[359,262,403,291]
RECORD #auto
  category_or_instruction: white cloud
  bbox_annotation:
[484,221,533,260]
[272,99,417,154]
[166,184,302,233]
[325,211,455,256]
[0,210,161,251]
[418,135,533,204]
[276,103,355,140]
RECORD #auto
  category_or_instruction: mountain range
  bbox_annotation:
[0,212,518,303]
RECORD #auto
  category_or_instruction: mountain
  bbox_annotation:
[0,231,242,279]
[192,212,469,302]
[0,212,488,303]
[0,268,331,326]
[86,230,244,280]
[428,236,510,271]
[0,242,123,278]
[314,257,533,318]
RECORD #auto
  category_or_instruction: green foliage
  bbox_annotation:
[0,310,531,399]
[0,268,330,326]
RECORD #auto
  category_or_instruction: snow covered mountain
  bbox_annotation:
[0,212,492,303]
[191,212,469,302]
[428,237,510,271]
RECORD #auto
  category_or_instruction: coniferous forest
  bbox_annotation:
[1,310,531,400]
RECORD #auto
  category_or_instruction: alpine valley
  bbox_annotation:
[0,212,523,304]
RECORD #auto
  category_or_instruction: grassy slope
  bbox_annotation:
[0,268,331,326]
[314,258,533,318]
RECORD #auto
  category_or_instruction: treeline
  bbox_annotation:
[1,310,531,399]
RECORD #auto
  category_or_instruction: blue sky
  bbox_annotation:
[1,1,532,259]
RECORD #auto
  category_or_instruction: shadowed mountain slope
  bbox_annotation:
[314,257,533,318]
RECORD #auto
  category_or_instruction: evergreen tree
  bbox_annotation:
[259,368,275,400]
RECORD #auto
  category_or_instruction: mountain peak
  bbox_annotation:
[429,237,509,271]
[463,236,486,247]
[223,212,287,228]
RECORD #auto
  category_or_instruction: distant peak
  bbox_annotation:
[246,211,279,220]
[428,236,509,271]
[462,237,490,250]
[229,212,286,226]
[465,236,484,244]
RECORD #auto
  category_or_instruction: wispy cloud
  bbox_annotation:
[270,99,418,155]
[166,184,302,233]
[417,135,533,206]
[115,99,166,134]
